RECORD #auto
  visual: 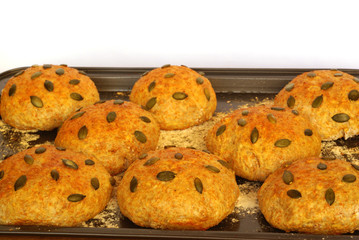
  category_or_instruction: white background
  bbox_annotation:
[0,0,358,73]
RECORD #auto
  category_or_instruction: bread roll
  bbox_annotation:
[130,65,216,130]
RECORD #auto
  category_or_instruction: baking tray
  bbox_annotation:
[1,67,359,240]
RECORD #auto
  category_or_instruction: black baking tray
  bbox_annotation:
[1,67,359,240]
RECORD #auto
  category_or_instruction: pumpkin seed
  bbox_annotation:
[130,176,138,192]
[282,170,294,185]
[110,177,116,186]
[237,119,247,127]
[71,111,85,120]
[216,125,226,136]
[287,95,295,108]
[95,100,105,105]
[242,110,249,116]
[267,114,277,124]
[106,112,117,123]
[43,64,52,69]
[334,73,343,77]
[198,71,205,76]
[14,70,24,77]
[51,170,59,181]
[251,127,259,144]
[24,155,34,165]
[274,139,291,148]
[31,71,42,80]
[194,177,203,194]
[70,93,83,101]
[139,153,148,159]
[32,64,39,67]
[342,174,356,183]
[85,159,95,165]
[285,83,294,92]
[62,159,79,170]
[9,84,16,96]
[44,80,54,92]
[312,95,323,108]
[196,77,204,84]
[35,147,46,154]
[157,171,176,181]
[271,107,285,111]
[317,163,327,170]
[218,160,230,169]
[0,170,4,180]
[164,145,176,149]
[60,64,68,67]
[55,68,65,76]
[172,92,188,100]
[91,177,100,190]
[325,188,335,205]
[307,72,316,78]
[164,73,175,78]
[287,189,302,199]
[205,165,220,173]
[78,126,88,140]
[161,64,171,68]
[304,129,313,136]
[145,97,157,110]
[134,131,147,143]
[69,79,80,85]
[353,77,359,84]
[321,81,334,90]
[348,90,359,101]
[292,110,299,115]
[67,194,86,202]
[202,150,211,154]
[56,146,66,151]
[148,81,156,92]
[30,96,43,108]
[142,71,149,76]
[114,99,124,105]
[204,88,210,101]
[332,113,350,123]
[78,70,87,75]
[14,175,27,191]
[174,153,183,160]
[144,157,160,166]
[352,163,359,171]
[139,116,151,123]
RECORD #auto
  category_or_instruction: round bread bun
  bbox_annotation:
[0,64,99,131]
[206,105,322,181]
[117,147,239,230]
[0,144,113,226]
[55,100,160,175]
[258,157,359,234]
[129,65,217,130]
[274,70,359,140]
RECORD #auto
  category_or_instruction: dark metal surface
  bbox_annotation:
[1,67,359,239]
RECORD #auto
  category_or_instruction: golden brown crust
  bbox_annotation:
[0,65,99,131]
[206,105,321,181]
[117,147,239,230]
[54,100,160,175]
[258,157,359,234]
[0,145,112,226]
[129,65,217,130]
[274,70,359,140]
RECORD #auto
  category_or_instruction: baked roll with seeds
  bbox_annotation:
[274,70,359,140]
[55,100,160,175]
[129,65,217,130]
[117,147,239,230]
[0,145,112,226]
[206,105,321,181]
[0,64,99,131]
[258,157,359,234]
